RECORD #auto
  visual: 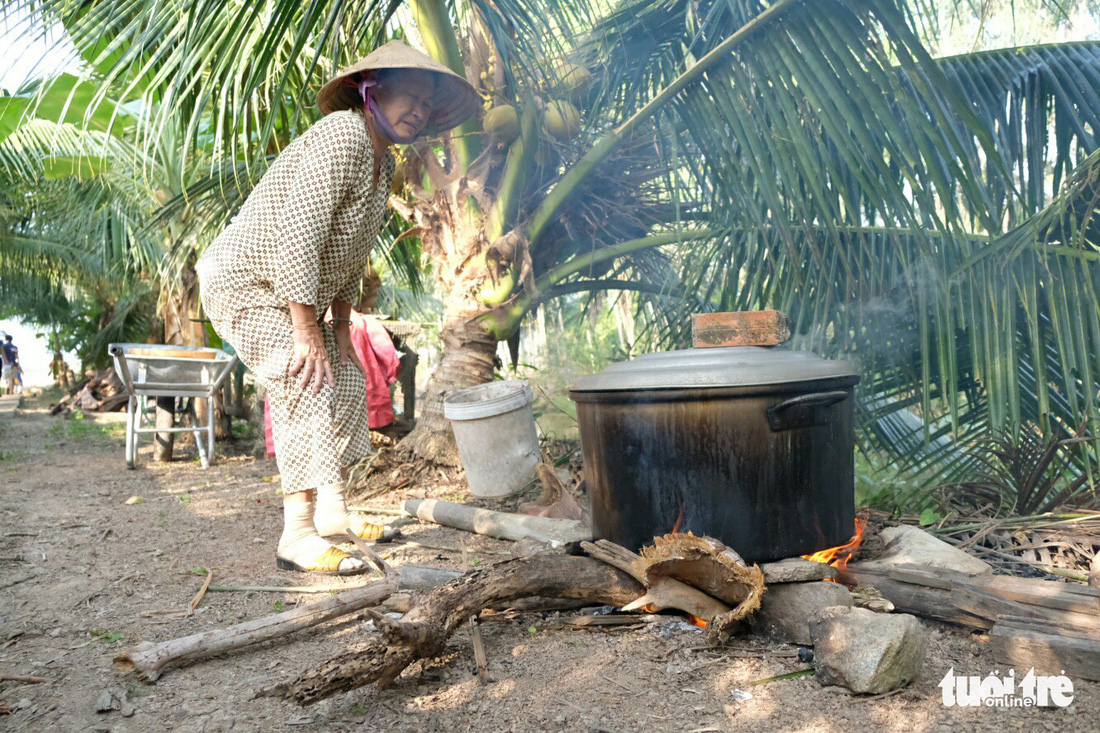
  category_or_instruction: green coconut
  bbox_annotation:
[484,105,520,142]
[555,63,592,100]
[545,100,581,140]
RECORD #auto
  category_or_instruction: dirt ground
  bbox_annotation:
[1,395,1097,732]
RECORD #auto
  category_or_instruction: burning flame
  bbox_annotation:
[671,503,686,535]
[802,516,867,573]
[686,615,708,629]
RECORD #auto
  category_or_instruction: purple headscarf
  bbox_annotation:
[357,77,422,145]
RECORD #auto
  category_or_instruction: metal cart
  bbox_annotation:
[109,343,238,469]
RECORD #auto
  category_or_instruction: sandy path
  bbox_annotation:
[0,397,1096,731]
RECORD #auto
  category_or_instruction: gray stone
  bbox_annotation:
[755,581,852,645]
[95,689,117,713]
[810,606,925,694]
[761,558,838,584]
[858,525,991,576]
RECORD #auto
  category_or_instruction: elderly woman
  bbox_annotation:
[197,42,476,574]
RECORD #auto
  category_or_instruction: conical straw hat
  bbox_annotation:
[316,40,478,134]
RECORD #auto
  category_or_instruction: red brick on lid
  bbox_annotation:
[691,310,791,348]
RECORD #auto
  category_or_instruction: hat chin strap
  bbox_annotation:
[357,78,421,145]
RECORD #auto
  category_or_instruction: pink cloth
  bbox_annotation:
[349,311,400,429]
[263,314,401,458]
[264,395,276,458]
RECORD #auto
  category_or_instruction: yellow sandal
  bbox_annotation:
[275,546,368,575]
[322,523,400,543]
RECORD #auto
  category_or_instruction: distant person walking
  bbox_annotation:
[2,335,19,395]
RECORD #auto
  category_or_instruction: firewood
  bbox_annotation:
[554,613,661,627]
[996,613,1100,638]
[96,393,130,412]
[280,555,644,705]
[581,539,730,620]
[397,565,462,590]
[990,620,1100,682]
[470,616,490,684]
[845,564,1100,632]
[582,535,765,643]
[691,310,791,348]
[113,560,449,682]
[403,499,591,545]
[518,463,584,520]
[888,563,1100,615]
[984,577,1099,615]
[839,567,991,629]
[951,583,1100,632]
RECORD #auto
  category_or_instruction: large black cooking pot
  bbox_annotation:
[569,346,860,562]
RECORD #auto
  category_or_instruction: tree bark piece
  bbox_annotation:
[281,555,644,705]
[398,565,463,590]
[404,499,591,545]
[581,539,729,620]
[518,463,585,520]
[691,310,790,348]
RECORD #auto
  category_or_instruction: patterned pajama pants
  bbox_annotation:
[207,303,371,494]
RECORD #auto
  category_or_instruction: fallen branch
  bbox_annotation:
[470,616,490,684]
[404,499,591,546]
[0,675,50,683]
[189,569,213,614]
[206,585,349,594]
[395,540,511,556]
[349,506,408,517]
[116,555,397,682]
[281,554,643,705]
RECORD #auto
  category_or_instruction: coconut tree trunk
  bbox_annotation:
[400,300,498,467]
[157,261,207,459]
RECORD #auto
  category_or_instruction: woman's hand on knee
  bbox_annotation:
[290,325,335,393]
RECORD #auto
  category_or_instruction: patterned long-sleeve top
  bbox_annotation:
[197,109,396,320]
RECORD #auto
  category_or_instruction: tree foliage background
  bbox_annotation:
[2,0,1099,513]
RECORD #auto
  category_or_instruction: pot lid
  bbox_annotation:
[570,346,858,392]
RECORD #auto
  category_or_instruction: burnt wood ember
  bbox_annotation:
[583,535,766,644]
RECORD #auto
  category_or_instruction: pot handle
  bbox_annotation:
[766,390,850,431]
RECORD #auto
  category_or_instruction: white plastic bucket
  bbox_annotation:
[444,380,540,497]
